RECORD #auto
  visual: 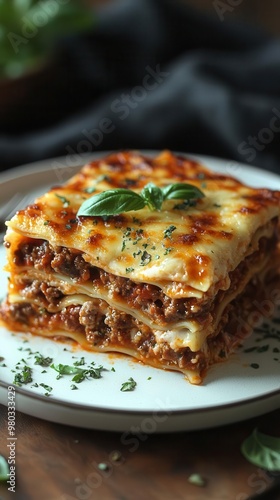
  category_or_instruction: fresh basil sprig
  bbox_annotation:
[77,182,204,216]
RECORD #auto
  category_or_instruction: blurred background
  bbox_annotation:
[1,0,280,173]
[188,0,280,36]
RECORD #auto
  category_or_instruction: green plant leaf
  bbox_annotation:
[141,183,163,210]
[241,428,280,471]
[77,189,146,216]
[78,182,205,217]
[0,0,93,78]
[27,3,93,41]
[162,182,205,201]
[120,377,137,392]
[0,455,9,482]
[50,362,105,383]
[50,363,84,376]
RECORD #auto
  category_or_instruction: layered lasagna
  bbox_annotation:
[1,151,280,384]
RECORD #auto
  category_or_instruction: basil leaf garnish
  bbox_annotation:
[241,428,280,471]
[77,189,145,216]
[78,182,204,217]
[162,182,204,201]
[0,455,9,482]
[141,183,164,211]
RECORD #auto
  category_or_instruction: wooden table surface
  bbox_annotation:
[0,405,279,500]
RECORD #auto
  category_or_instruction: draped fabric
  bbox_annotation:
[1,0,280,174]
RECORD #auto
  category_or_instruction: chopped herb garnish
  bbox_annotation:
[132,217,141,224]
[55,194,70,207]
[257,344,269,353]
[71,371,88,383]
[126,267,134,273]
[197,172,205,180]
[71,384,78,390]
[13,365,32,386]
[84,186,96,194]
[87,366,105,379]
[65,224,72,230]
[124,178,137,187]
[34,354,53,367]
[98,463,110,471]
[50,363,105,383]
[40,383,53,393]
[163,225,176,239]
[84,175,110,194]
[133,250,142,258]
[163,247,173,255]
[73,357,85,366]
[97,174,110,183]
[188,473,206,487]
[244,346,257,353]
[174,199,198,210]
[140,251,152,266]
[50,363,84,376]
[120,377,137,392]
[250,363,260,369]
[110,451,122,462]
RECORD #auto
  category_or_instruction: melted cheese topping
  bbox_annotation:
[6,151,280,297]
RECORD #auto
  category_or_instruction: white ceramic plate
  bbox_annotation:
[0,152,280,432]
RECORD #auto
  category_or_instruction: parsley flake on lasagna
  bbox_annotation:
[1,150,280,384]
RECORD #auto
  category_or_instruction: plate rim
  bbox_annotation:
[0,379,279,417]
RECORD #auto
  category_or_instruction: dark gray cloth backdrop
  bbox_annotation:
[1,0,280,174]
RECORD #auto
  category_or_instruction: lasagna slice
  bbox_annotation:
[1,151,280,384]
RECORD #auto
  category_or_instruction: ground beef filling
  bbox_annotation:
[2,274,266,375]
[12,234,275,326]
[1,299,207,373]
